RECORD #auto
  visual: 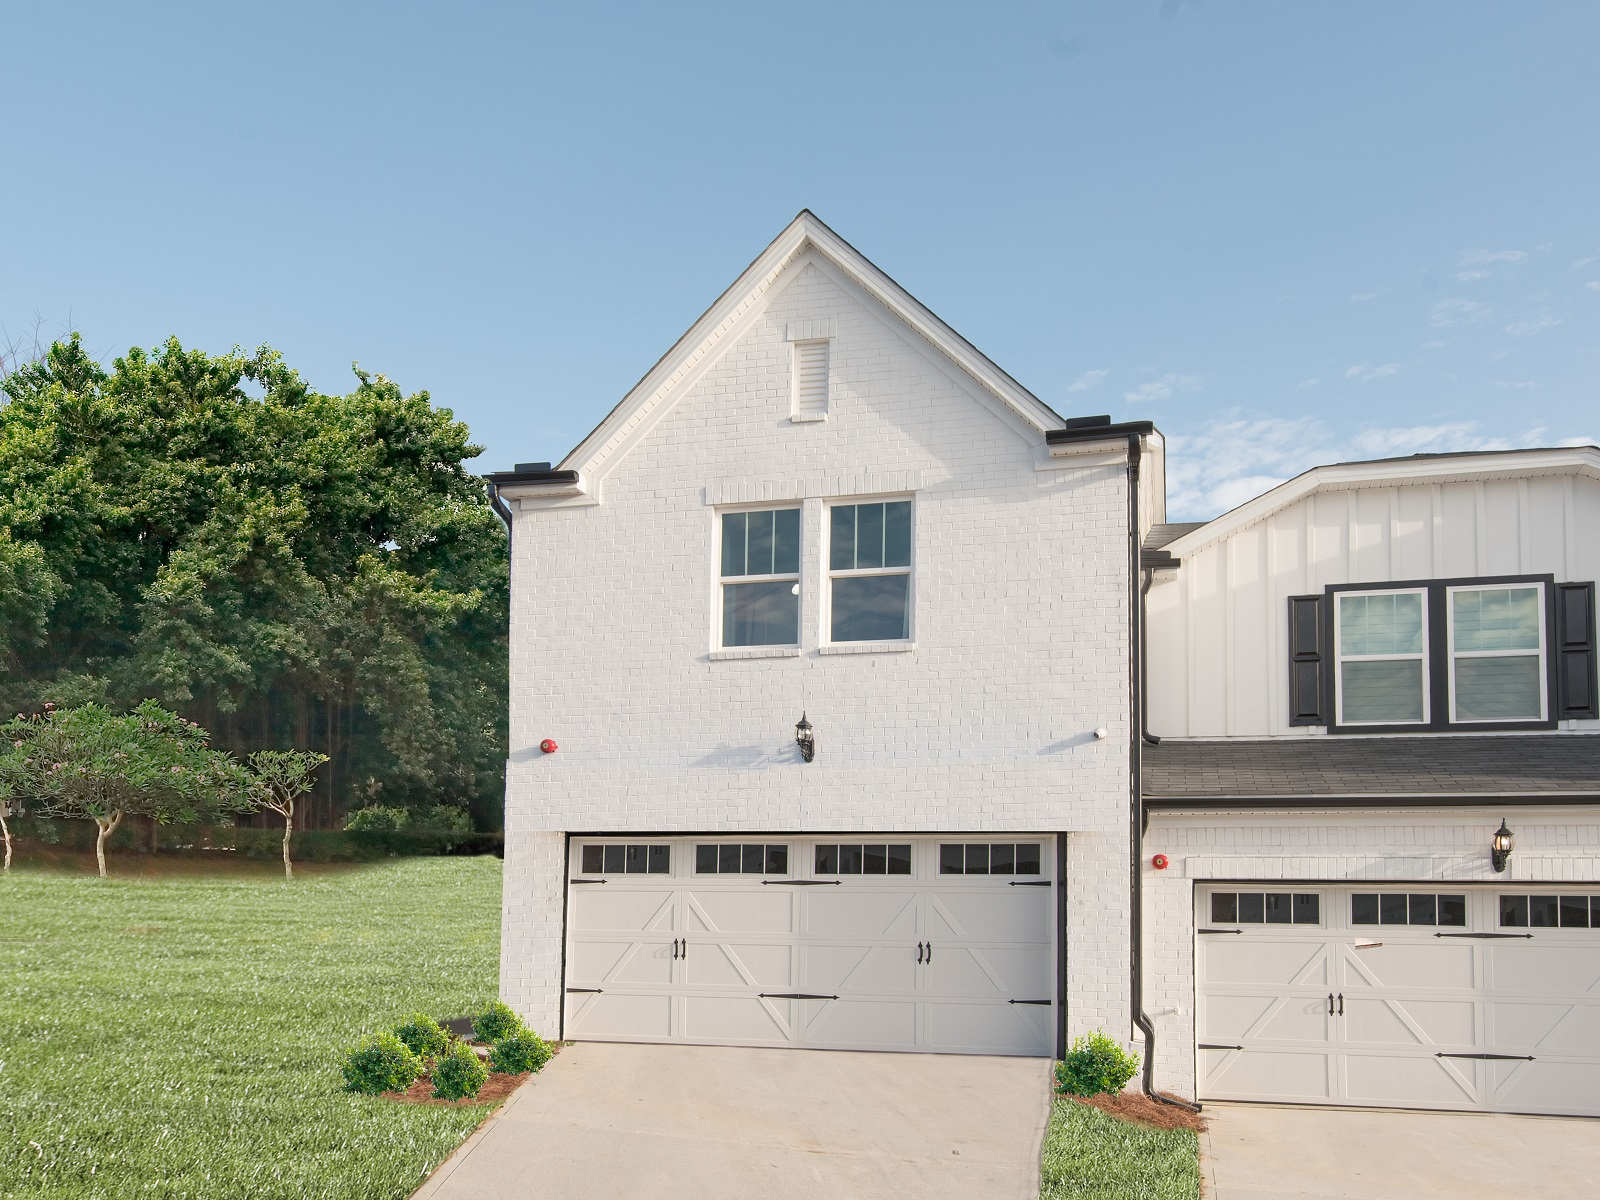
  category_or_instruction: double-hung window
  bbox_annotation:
[1335,589,1429,725]
[1449,584,1545,721]
[720,508,800,647]
[828,500,912,642]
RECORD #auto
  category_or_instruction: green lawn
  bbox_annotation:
[1038,1098,1200,1200]
[0,858,506,1199]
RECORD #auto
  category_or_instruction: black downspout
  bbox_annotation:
[1126,435,1201,1113]
[486,481,514,547]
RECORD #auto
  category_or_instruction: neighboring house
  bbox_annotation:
[1141,447,1600,1116]
[487,212,1165,1061]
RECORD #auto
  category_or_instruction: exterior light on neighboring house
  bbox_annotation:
[794,713,815,763]
[1491,819,1515,873]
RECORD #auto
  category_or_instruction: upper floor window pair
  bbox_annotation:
[720,500,912,648]
[1288,574,1597,731]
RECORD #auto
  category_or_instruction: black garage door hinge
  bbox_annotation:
[1198,1043,1243,1050]
[1008,999,1051,1005]
[759,992,838,1000]
[1009,880,1052,887]
[571,878,607,884]
[1434,932,1533,939]
[1436,1052,1535,1061]
[565,987,603,993]
[1198,928,1243,935]
[762,879,842,886]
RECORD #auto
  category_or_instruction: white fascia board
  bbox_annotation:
[1163,446,1600,560]
[556,212,1062,485]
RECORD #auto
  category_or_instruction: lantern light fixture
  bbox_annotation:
[795,713,815,763]
[1491,819,1514,873]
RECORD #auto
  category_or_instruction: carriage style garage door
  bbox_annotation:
[1197,884,1600,1116]
[564,835,1058,1055]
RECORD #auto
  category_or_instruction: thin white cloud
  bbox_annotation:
[1349,291,1379,302]
[1431,298,1492,327]
[1458,249,1527,267]
[1123,373,1201,404]
[1492,380,1537,390]
[1586,281,1600,292]
[1295,378,1319,390]
[1505,315,1561,337]
[1066,368,1109,392]
[1164,415,1583,520]
[1573,256,1596,269]
[1345,363,1403,383]
[1455,270,1491,282]
[1421,340,1448,350]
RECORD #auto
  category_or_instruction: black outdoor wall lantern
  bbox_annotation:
[795,713,815,763]
[1491,819,1514,873]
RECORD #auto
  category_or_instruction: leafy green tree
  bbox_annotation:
[4,701,250,876]
[246,749,329,878]
[0,335,508,827]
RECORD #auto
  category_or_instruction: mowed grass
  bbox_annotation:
[0,858,505,1199]
[1038,1099,1200,1200]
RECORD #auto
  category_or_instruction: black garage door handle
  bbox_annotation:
[762,880,841,886]
[1435,932,1534,939]
[759,993,838,1000]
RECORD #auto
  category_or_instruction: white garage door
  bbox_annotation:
[564,835,1057,1055]
[1197,884,1600,1116]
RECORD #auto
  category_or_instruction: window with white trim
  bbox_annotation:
[1448,583,1545,722]
[720,508,800,647]
[1335,589,1428,725]
[827,500,912,643]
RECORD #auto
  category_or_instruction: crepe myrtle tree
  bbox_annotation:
[246,749,329,879]
[5,700,250,876]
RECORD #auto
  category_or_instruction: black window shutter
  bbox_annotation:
[1288,594,1326,725]
[1556,582,1598,720]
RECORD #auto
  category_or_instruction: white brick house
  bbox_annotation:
[487,212,1163,1061]
[1140,447,1600,1115]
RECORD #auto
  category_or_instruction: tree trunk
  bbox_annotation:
[94,812,122,878]
[282,800,294,880]
[1,805,11,872]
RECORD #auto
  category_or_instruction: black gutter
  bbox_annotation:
[1047,417,1155,447]
[1125,432,1200,1114]
[483,467,581,486]
[1145,793,1600,810]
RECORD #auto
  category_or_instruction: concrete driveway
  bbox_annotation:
[412,1042,1052,1200]
[1202,1102,1600,1200]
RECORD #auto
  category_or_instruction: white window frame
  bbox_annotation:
[1446,581,1547,723]
[823,496,914,646]
[1333,587,1430,726]
[717,504,802,650]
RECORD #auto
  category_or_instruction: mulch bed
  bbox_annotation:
[381,1039,565,1107]
[1067,1090,1207,1132]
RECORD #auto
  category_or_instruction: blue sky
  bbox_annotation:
[4,1,1596,518]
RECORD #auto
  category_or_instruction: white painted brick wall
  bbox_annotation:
[1141,807,1600,1099]
[500,251,1136,1044]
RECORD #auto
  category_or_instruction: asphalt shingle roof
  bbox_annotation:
[1144,735,1600,799]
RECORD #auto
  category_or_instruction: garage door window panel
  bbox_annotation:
[581,844,671,874]
[1501,894,1594,928]
[940,843,1041,876]
[695,844,789,875]
[1351,893,1466,926]
[814,843,912,876]
[1210,891,1320,924]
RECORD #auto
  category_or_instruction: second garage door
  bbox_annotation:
[1197,884,1600,1116]
[564,835,1058,1055]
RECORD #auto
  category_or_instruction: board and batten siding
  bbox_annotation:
[1146,469,1600,739]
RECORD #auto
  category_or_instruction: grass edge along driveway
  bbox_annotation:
[1,857,505,1200]
[1038,1095,1200,1200]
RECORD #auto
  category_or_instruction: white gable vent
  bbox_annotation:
[791,338,830,422]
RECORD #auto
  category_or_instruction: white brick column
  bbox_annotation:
[499,824,566,1039]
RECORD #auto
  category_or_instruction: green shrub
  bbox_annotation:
[344,805,410,833]
[423,804,473,835]
[489,1030,552,1075]
[472,1000,524,1044]
[1055,1031,1141,1097]
[341,1031,423,1095]
[430,1041,489,1100]
[392,1012,449,1060]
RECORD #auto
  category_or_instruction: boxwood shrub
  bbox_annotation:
[489,1030,553,1075]
[392,1012,449,1060]
[341,1032,423,1095]
[430,1041,489,1100]
[472,1001,524,1044]
[1055,1030,1141,1097]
